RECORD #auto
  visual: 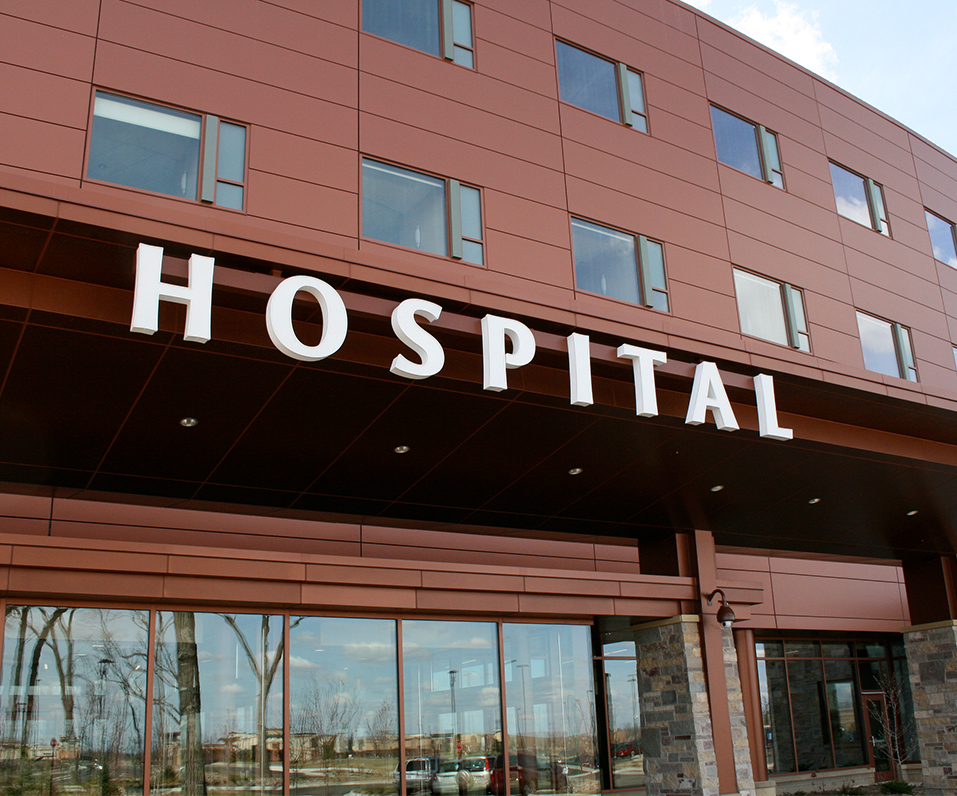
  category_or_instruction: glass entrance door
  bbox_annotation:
[861,694,894,782]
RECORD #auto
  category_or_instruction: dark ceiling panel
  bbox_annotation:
[99,346,294,483]
[210,366,407,492]
[0,325,163,472]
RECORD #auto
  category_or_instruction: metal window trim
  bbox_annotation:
[442,0,455,60]
[893,323,915,378]
[949,222,957,261]
[200,114,219,204]
[449,178,463,259]
[618,62,633,127]
[637,234,655,308]
[782,283,803,349]
[866,177,884,233]
[757,124,776,185]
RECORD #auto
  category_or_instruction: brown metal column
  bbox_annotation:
[692,529,738,795]
[734,627,767,783]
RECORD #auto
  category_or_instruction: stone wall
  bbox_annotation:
[635,617,719,796]
[902,620,957,796]
[723,628,756,796]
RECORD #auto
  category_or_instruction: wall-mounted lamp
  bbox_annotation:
[706,588,737,628]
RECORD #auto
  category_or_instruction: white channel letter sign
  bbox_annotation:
[130,245,793,440]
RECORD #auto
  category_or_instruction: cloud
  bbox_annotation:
[729,1,838,81]
[219,683,246,695]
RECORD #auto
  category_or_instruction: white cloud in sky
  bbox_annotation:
[727,1,838,81]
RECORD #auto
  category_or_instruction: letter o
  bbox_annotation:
[266,275,348,361]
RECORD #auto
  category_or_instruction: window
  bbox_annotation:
[733,269,810,351]
[362,159,484,264]
[362,0,475,67]
[88,91,246,209]
[711,106,783,188]
[856,311,917,381]
[925,209,957,267]
[571,218,668,310]
[830,162,889,236]
[556,41,648,132]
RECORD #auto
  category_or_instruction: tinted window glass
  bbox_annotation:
[363,159,447,255]
[856,312,901,378]
[712,106,762,180]
[926,209,957,267]
[830,163,872,227]
[572,218,639,304]
[734,269,789,346]
[89,92,201,199]
[556,41,621,122]
[363,0,440,55]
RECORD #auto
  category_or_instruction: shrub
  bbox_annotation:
[879,781,914,795]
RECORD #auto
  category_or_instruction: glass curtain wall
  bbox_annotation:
[151,612,284,796]
[0,606,149,796]
[0,609,639,796]
[289,617,398,796]
[502,624,598,796]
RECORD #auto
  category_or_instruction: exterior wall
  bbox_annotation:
[3,0,957,410]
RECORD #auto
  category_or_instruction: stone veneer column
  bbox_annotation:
[634,616,719,796]
[723,629,756,796]
[903,620,957,796]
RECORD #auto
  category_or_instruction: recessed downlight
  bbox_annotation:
[179,417,198,428]
[568,467,583,476]
[907,509,919,516]
[710,485,724,492]
[393,445,411,454]
[808,497,821,504]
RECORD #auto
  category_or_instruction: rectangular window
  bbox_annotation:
[830,162,889,236]
[88,91,246,209]
[572,218,668,311]
[556,41,648,132]
[925,209,957,267]
[733,269,810,351]
[362,159,484,264]
[711,106,783,188]
[363,0,475,67]
[856,311,917,381]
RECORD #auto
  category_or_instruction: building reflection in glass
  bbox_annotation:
[151,612,284,796]
[0,606,149,796]
[502,624,598,795]
[402,620,501,792]
[289,617,398,795]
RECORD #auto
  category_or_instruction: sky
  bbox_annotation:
[682,0,957,158]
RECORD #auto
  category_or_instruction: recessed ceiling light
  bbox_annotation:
[179,417,198,428]
[568,467,583,476]
[907,509,919,516]
[710,485,724,492]
[808,497,821,504]
[393,445,410,454]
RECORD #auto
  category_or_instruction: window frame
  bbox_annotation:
[361,157,485,265]
[830,161,890,236]
[362,0,476,68]
[856,310,917,382]
[570,216,669,311]
[710,105,784,188]
[555,40,648,133]
[733,268,810,352]
[87,90,247,210]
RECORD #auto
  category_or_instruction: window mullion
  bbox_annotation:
[200,115,219,204]
[893,323,915,379]
[866,178,884,233]
[757,124,774,184]
[449,178,463,259]
[441,0,454,60]
[617,62,633,126]
[782,283,801,349]
[637,234,654,308]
